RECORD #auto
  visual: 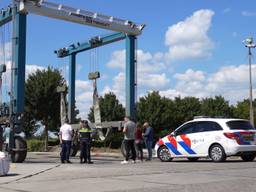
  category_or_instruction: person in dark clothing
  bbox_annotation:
[79,120,93,164]
[143,122,153,161]
[135,123,143,161]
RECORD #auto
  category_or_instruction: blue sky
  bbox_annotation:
[0,0,256,118]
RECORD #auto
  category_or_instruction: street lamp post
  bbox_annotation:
[243,37,256,127]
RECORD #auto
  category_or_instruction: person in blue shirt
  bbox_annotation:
[143,122,153,161]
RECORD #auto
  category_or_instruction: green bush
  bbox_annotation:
[48,138,59,146]
[92,132,123,149]
[155,129,171,140]
[93,140,105,148]
[109,132,123,149]
[27,139,44,152]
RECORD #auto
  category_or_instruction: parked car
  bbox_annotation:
[155,117,256,162]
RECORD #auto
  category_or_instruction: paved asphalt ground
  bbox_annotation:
[0,152,256,192]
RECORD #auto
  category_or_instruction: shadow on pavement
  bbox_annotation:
[3,173,20,177]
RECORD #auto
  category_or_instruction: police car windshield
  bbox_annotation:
[226,120,255,130]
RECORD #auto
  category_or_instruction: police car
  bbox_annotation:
[155,117,256,162]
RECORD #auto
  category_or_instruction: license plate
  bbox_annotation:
[243,134,254,141]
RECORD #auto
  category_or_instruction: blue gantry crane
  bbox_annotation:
[0,0,144,162]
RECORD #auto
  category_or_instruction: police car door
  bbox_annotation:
[174,122,197,157]
[190,121,223,156]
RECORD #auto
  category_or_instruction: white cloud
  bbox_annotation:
[0,42,12,64]
[106,50,125,69]
[105,49,170,106]
[173,69,207,98]
[242,11,256,17]
[139,73,170,89]
[102,72,125,105]
[207,65,253,92]
[107,49,166,73]
[159,65,256,105]
[105,47,170,104]
[165,9,214,60]
[106,49,169,87]
[206,65,256,103]
[75,79,93,119]
[159,89,183,99]
[174,69,205,82]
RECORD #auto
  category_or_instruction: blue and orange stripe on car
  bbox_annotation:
[179,134,196,154]
[165,136,182,155]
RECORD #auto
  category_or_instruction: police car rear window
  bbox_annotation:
[226,120,255,130]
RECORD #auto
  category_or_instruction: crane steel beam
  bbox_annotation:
[0,6,13,27]
[18,0,144,36]
[55,32,126,57]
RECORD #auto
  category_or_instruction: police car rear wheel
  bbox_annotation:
[158,146,173,162]
[209,144,226,162]
[241,153,256,162]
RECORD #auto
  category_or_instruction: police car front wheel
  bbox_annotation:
[158,146,173,162]
[209,144,226,162]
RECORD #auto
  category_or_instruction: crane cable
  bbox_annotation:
[90,48,101,122]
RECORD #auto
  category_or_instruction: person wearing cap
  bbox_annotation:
[121,116,136,164]
[79,120,93,164]
[143,122,153,161]
[59,119,73,164]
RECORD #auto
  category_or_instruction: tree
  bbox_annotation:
[232,99,250,120]
[25,67,63,151]
[88,92,125,122]
[22,112,37,138]
[232,99,256,125]
[200,96,233,117]
[136,91,175,137]
[172,96,201,128]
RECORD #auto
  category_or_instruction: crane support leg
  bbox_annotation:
[8,12,27,163]
[68,53,76,123]
[13,13,27,118]
[125,35,136,120]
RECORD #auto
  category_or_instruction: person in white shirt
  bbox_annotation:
[59,119,73,164]
[3,123,10,152]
